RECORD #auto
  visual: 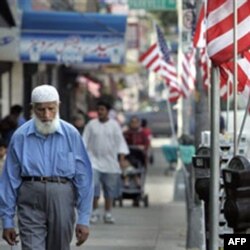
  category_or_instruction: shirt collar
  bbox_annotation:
[27,119,64,136]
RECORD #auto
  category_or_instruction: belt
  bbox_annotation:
[22,176,70,184]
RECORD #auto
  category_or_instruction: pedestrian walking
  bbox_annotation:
[72,112,86,135]
[123,116,150,168]
[0,84,93,250]
[83,99,129,224]
[0,104,26,145]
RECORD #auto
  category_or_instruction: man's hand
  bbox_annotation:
[75,224,89,246]
[2,228,19,246]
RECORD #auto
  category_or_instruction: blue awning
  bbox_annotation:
[19,11,127,65]
[21,11,127,35]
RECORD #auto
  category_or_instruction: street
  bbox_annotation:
[0,138,187,250]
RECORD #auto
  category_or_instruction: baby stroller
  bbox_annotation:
[114,146,149,207]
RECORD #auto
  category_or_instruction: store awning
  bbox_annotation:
[21,11,127,34]
[20,11,127,65]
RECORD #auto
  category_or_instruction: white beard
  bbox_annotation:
[33,113,60,135]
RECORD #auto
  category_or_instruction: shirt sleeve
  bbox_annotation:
[72,133,93,226]
[0,140,22,228]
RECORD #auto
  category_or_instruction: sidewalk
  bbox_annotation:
[0,138,187,250]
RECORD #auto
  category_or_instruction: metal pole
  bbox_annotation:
[209,66,220,250]
[237,95,250,147]
[166,97,177,143]
[177,0,183,138]
[233,0,238,155]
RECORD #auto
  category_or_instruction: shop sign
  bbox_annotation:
[128,0,176,10]
[20,33,126,65]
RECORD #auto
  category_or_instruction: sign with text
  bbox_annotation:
[224,234,250,249]
[20,33,126,65]
[20,12,127,65]
[128,0,176,10]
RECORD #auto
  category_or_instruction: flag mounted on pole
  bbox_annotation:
[139,24,181,102]
[192,0,250,97]
[206,0,250,65]
[139,43,161,72]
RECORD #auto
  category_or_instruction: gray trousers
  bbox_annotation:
[17,181,76,250]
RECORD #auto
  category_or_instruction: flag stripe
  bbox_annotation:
[193,4,206,48]
[208,17,250,62]
[207,0,250,64]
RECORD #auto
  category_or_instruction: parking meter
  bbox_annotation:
[192,146,211,202]
[222,155,250,232]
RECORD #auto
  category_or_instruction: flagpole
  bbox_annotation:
[233,0,238,155]
[177,0,183,138]
[166,94,178,143]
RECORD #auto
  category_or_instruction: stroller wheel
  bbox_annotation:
[132,197,140,207]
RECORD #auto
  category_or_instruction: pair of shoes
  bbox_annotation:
[90,213,100,224]
[103,213,115,224]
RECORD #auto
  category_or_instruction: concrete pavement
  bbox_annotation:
[0,138,187,250]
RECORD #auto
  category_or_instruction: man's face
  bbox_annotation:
[33,102,58,123]
[129,117,140,130]
[97,105,109,121]
[33,101,60,135]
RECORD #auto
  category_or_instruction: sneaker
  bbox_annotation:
[103,213,115,224]
[90,213,100,224]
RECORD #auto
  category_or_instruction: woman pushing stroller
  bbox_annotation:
[123,116,150,187]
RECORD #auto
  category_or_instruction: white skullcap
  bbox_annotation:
[31,85,60,103]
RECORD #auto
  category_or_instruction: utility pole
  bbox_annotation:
[186,0,210,249]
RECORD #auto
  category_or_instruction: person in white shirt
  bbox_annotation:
[83,100,129,224]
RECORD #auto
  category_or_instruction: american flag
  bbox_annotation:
[139,43,160,72]
[206,0,250,65]
[193,2,211,92]
[139,25,180,102]
[156,25,171,63]
[155,25,181,100]
[180,48,196,98]
[192,0,250,100]
[220,50,250,95]
[193,2,206,49]
[219,66,233,100]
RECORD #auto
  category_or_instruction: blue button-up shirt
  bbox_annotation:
[0,119,93,228]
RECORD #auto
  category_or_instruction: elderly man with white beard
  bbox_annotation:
[0,85,93,250]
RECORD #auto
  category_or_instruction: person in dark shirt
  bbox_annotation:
[0,105,26,145]
[123,116,150,168]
